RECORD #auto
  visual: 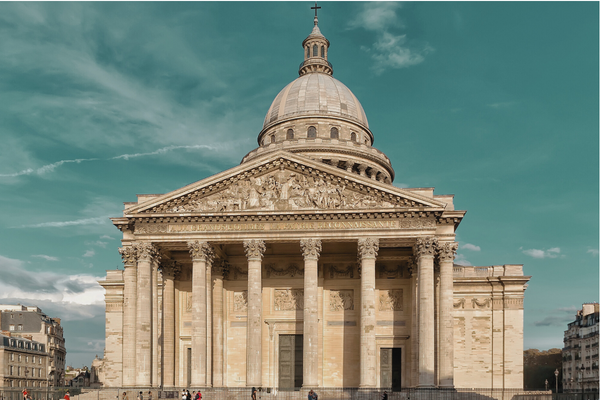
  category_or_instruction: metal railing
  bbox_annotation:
[1,388,598,400]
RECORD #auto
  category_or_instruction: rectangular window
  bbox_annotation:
[18,355,21,362]
[32,356,35,363]
[9,366,13,375]
[17,366,21,376]
[17,325,23,331]
[39,368,41,378]
[26,356,29,363]
[39,358,42,364]
[9,325,15,331]
[11,353,14,361]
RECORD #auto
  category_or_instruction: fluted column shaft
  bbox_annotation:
[206,260,213,386]
[135,243,157,386]
[212,263,225,387]
[358,238,379,388]
[119,246,137,387]
[161,262,177,387]
[188,241,214,387]
[244,240,266,387]
[300,239,321,387]
[438,242,458,387]
[416,237,437,387]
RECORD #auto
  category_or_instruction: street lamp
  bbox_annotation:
[554,369,559,394]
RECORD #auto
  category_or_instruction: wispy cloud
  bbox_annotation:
[349,3,432,74]
[587,248,599,256]
[85,240,108,248]
[32,254,59,262]
[461,243,481,252]
[100,235,114,240]
[533,306,577,327]
[454,253,472,266]
[521,247,561,259]
[82,249,95,258]
[488,101,518,109]
[0,145,218,178]
[15,216,108,228]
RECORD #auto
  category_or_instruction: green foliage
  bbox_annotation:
[524,348,563,390]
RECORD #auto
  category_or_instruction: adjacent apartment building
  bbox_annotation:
[0,305,67,386]
[0,333,49,388]
[563,303,599,392]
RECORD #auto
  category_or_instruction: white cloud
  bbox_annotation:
[100,235,114,240]
[0,254,105,307]
[85,240,108,248]
[349,3,432,74]
[32,254,59,261]
[587,248,599,256]
[15,216,109,228]
[461,243,481,252]
[82,249,95,258]
[522,247,561,259]
[454,253,472,266]
[488,101,517,109]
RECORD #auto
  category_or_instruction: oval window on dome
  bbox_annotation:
[330,127,339,139]
[313,44,318,57]
[351,132,357,142]
[286,129,294,140]
[307,126,317,138]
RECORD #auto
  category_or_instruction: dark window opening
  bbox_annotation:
[313,44,318,57]
[286,129,294,140]
[307,126,317,138]
[321,46,325,57]
[330,127,339,139]
[270,134,276,144]
[351,132,357,142]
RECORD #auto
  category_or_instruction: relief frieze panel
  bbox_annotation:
[377,263,407,279]
[379,289,403,311]
[233,291,248,312]
[265,263,303,278]
[326,264,356,279]
[329,290,354,312]
[274,289,303,311]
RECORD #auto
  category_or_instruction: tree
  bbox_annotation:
[524,348,563,390]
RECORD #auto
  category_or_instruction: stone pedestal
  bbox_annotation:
[358,238,379,388]
[416,237,437,387]
[244,240,266,387]
[300,239,321,387]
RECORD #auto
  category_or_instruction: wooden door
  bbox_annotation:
[279,334,303,388]
[380,348,401,391]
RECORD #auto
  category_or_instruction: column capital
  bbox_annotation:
[118,246,137,267]
[159,259,181,280]
[437,242,458,263]
[407,256,416,277]
[134,242,160,262]
[212,258,229,278]
[187,241,215,263]
[414,236,438,261]
[300,238,322,260]
[243,239,266,261]
[358,237,379,260]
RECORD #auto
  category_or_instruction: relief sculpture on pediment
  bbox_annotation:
[166,170,399,213]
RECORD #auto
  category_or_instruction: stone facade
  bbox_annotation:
[0,334,49,388]
[98,14,530,390]
[562,303,599,392]
[0,305,66,387]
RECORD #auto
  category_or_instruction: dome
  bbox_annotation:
[262,73,369,131]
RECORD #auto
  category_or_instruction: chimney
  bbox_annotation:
[582,303,596,317]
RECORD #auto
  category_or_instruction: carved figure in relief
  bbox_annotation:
[165,169,399,213]
[186,292,192,312]
[274,289,303,311]
[379,289,403,311]
[329,290,354,311]
[234,291,248,312]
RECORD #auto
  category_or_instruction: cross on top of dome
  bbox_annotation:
[299,2,332,76]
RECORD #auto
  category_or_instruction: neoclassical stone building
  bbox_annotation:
[100,14,530,390]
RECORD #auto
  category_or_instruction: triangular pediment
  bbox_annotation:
[125,151,447,216]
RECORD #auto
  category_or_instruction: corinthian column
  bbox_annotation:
[212,260,227,387]
[160,259,179,388]
[119,246,137,387]
[188,241,214,387]
[415,237,438,387]
[243,239,266,387]
[358,237,379,388]
[135,242,158,386]
[300,239,322,387]
[437,242,458,388]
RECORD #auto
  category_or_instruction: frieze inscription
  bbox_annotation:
[134,217,436,234]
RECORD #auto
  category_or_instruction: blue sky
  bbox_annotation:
[0,2,597,368]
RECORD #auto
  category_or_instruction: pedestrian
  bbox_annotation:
[147,392,152,400]
[22,389,28,400]
[382,391,388,400]
[181,390,186,400]
[64,392,70,400]
[137,392,143,400]
[251,387,257,400]
[195,391,201,400]
[186,390,191,400]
